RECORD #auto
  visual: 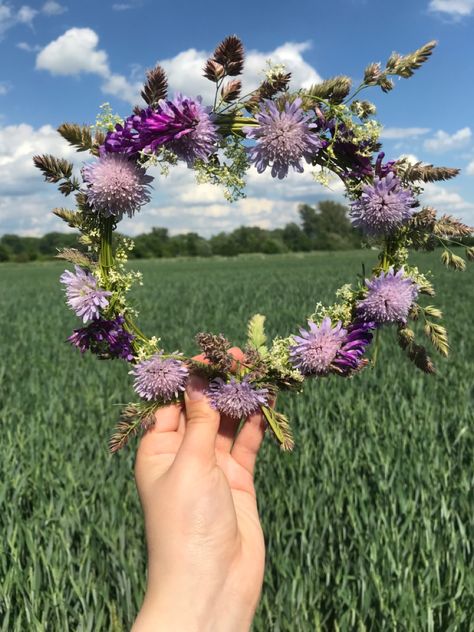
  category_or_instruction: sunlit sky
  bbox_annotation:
[1,0,474,236]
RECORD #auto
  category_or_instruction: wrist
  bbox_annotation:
[132,589,255,632]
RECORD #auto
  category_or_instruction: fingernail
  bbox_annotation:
[186,375,207,400]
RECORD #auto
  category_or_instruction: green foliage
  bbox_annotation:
[247,314,267,353]
[1,252,473,630]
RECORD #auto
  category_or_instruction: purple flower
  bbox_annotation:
[349,172,415,236]
[102,112,143,156]
[60,265,111,323]
[357,268,419,324]
[141,95,219,165]
[375,151,397,178]
[208,377,268,420]
[332,321,375,375]
[289,317,347,376]
[244,98,322,179]
[131,355,189,401]
[68,315,135,361]
[103,95,219,165]
[82,153,153,221]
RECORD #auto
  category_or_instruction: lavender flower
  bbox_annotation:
[208,377,268,420]
[289,317,347,375]
[357,268,419,324]
[349,172,415,236]
[103,95,219,165]
[132,354,189,401]
[60,265,111,323]
[244,98,322,179]
[68,315,135,361]
[82,153,153,220]
[332,321,375,375]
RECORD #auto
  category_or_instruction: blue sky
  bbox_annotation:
[1,0,474,236]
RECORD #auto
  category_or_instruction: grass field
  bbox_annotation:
[1,251,473,631]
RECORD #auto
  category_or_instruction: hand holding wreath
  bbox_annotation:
[133,365,266,632]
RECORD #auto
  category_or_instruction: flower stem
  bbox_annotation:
[99,217,114,277]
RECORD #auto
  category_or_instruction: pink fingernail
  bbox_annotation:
[186,375,207,400]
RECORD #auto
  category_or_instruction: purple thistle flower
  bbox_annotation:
[139,95,219,165]
[60,265,111,323]
[82,153,153,221]
[349,172,415,236]
[131,354,189,402]
[208,377,268,420]
[244,98,322,179]
[102,112,143,156]
[332,321,375,375]
[68,315,135,361]
[289,317,347,376]
[357,268,419,324]
[103,95,219,165]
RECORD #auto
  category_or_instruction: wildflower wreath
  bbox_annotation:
[34,36,473,452]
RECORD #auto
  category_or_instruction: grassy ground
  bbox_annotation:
[0,251,473,631]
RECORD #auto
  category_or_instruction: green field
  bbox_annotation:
[1,251,473,631]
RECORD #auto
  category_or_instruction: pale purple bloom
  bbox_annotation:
[289,317,347,375]
[103,95,219,165]
[60,265,111,323]
[357,268,419,324]
[82,153,153,220]
[68,315,135,361]
[332,321,375,375]
[350,172,415,236]
[132,354,189,401]
[208,377,268,420]
[244,98,322,179]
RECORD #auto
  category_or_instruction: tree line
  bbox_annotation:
[0,201,363,262]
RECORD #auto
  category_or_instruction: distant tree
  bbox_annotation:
[298,201,360,250]
[281,222,311,252]
[0,243,10,262]
[209,232,239,256]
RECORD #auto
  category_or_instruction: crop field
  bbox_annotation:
[0,250,473,631]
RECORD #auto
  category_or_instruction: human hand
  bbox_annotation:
[132,349,267,632]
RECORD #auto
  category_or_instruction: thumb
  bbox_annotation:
[178,374,220,462]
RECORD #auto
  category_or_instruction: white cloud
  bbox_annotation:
[465,160,474,175]
[0,2,35,36]
[159,41,322,104]
[101,73,141,105]
[0,81,10,95]
[42,1,67,15]
[0,122,76,194]
[16,5,37,24]
[424,127,472,153]
[429,0,474,17]
[0,123,78,235]
[35,30,322,108]
[112,2,134,9]
[17,40,41,52]
[36,27,109,76]
[380,127,430,140]
[422,182,474,225]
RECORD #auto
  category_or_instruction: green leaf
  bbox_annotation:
[247,313,267,353]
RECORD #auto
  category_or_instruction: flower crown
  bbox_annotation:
[34,36,473,452]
